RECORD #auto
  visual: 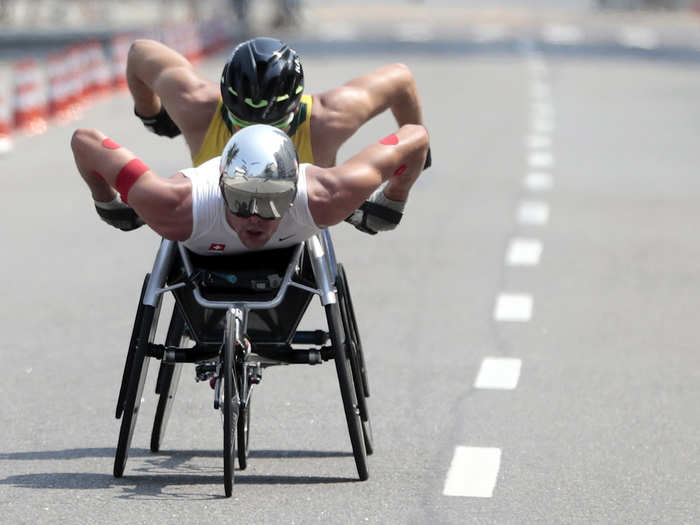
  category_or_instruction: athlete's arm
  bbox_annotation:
[310,63,424,167]
[306,124,429,228]
[71,128,193,241]
[126,39,220,153]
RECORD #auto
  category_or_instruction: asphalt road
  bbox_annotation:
[1,17,699,525]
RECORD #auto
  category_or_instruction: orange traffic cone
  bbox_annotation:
[13,59,48,135]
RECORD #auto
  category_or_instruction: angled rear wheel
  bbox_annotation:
[114,276,162,478]
[150,306,188,452]
[326,301,368,481]
[337,264,374,455]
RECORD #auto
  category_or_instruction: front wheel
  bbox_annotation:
[222,315,239,497]
[237,394,251,470]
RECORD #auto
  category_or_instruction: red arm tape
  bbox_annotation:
[115,158,150,204]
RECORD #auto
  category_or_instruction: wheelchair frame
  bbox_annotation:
[113,231,372,497]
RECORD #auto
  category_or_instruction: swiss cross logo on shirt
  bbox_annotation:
[209,243,226,252]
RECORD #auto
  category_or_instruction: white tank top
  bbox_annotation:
[180,159,319,255]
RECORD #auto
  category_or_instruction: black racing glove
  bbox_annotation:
[95,205,145,232]
[344,188,405,235]
[135,106,181,138]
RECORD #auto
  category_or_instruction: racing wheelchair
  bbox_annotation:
[113,230,372,497]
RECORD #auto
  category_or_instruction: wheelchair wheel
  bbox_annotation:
[222,322,239,497]
[237,384,251,470]
[326,302,369,481]
[236,360,251,470]
[337,264,374,455]
[150,307,188,453]
[338,265,370,397]
[116,275,149,419]
[114,276,162,478]
[348,339,373,455]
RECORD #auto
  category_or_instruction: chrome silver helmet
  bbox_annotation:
[219,124,299,219]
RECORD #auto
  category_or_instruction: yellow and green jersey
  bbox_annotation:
[192,94,314,167]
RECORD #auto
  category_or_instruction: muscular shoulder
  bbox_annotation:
[309,91,363,167]
[167,77,221,154]
[303,164,347,228]
[311,88,365,130]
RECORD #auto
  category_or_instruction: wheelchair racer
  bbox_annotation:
[71,123,429,254]
[96,37,429,236]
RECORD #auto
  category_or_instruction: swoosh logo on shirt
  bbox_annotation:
[278,234,295,242]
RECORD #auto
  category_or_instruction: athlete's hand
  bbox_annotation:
[135,106,181,138]
[95,204,145,231]
[345,185,404,235]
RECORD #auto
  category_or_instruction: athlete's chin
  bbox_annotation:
[241,231,271,249]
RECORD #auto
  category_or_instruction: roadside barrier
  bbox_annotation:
[47,49,73,123]
[13,59,48,135]
[168,23,204,64]
[86,41,113,99]
[200,18,233,56]
[65,45,86,118]
[110,35,132,90]
[0,75,11,153]
[0,19,234,148]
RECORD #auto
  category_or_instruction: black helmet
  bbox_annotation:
[221,37,304,125]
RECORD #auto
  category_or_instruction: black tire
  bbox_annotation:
[222,325,239,497]
[114,293,162,478]
[150,307,187,452]
[326,302,368,481]
[338,265,370,397]
[116,275,149,419]
[349,339,374,455]
[237,390,251,470]
[337,265,374,455]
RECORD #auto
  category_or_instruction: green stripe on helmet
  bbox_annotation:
[244,97,268,108]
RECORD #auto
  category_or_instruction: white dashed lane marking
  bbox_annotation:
[524,172,553,191]
[531,117,555,134]
[444,49,553,502]
[474,358,522,390]
[527,135,552,149]
[528,151,554,168]
[517,201,550,225]
[530,82,551,100]
[506,238,542,266]
[494,293,533,322]
[531,101,555,117]
[443,447,502,498]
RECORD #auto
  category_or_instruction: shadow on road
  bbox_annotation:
[0,447,352,461]
[0,446,357,498]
